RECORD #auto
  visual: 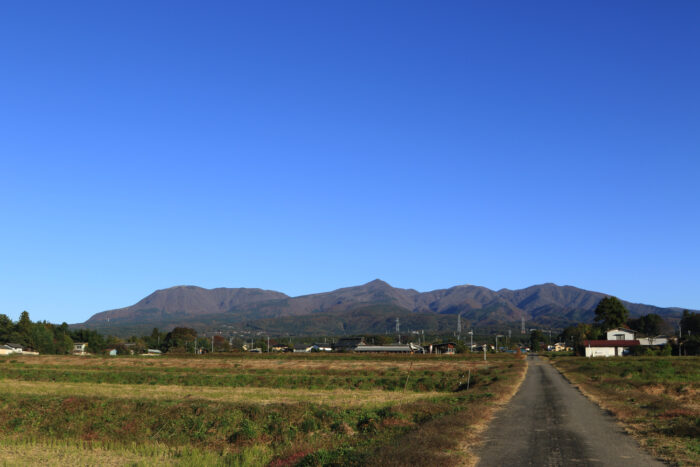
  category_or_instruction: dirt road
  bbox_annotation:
[476,355,664,466]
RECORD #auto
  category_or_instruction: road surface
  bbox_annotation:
[476,355,665,467]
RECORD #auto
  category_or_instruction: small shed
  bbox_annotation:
[430,342,456,354]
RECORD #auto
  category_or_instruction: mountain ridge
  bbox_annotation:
[76,280,694,336]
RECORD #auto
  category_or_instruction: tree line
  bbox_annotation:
[0,313,229,355]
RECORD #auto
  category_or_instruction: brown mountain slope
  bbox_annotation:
[80,280,691,333]
[87,286,288,324]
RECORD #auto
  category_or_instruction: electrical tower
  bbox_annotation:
[457,314,462,340]
[521,315,526,334]
[396,317,401,344]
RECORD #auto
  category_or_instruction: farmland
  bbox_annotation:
[550,356,700,466]
[0,353,526,466]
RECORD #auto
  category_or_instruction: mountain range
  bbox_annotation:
[75,280,692,336]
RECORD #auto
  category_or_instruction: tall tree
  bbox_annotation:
[680,310,700,335]
[593,297,629,330]
[530,329,545,351]
[0,314,13,342]
[628,313,663,336]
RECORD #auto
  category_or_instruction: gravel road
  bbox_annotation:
[476,355,665,467]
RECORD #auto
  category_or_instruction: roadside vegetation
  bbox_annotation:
[550,356,700,466]
[0,353,525,466]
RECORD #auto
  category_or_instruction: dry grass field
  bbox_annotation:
[550,356,700,466]
[0,352,526,466]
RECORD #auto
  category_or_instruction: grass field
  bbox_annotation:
[0,353,526,466]
[550,356,700,466]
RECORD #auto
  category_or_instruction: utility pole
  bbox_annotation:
[468,329,473,352]
[396,317,401,344]
[457,314,462,341]
[267,336,270,353]
[508,329,512,349]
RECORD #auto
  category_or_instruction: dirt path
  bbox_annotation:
[476,355,665,467]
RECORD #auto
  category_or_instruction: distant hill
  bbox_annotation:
[75,280,692,336]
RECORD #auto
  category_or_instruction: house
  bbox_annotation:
[333,337,365,352]
[147,348,162,355]
[429,342,456,354]
[606,328,636,341]
[312,343,333,352]
[1,343,23,355]
[550,342,568,352]
[580,328,641,357]
[583,339,640,357]
[354,343,425,354]
[270,344,289,352]
[73,342,88,355]
[0,344,19,356]
[106,348,117,356]
[293,344,314,353]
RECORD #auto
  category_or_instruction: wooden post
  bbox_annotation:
[403,361,414,392]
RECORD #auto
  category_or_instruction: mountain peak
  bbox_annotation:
[364,279,391,288]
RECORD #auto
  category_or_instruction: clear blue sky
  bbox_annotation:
[1,1,699,324]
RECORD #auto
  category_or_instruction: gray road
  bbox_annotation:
[476,355,665,467]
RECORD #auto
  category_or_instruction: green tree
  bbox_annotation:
[530,330,545,351]
[164,327,198,351]
[628,313,663,336]
[16,311,33,345]
[593,297,629,330]
[0,314,13,342]
[28,324,55,353]
[56,333,74,354]
[680,310,700,335]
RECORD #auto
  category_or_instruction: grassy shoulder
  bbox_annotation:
[549,356,700,466]
[0,353,526,466]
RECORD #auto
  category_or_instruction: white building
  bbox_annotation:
[73,342,88,355]
[584,328,640,357]
[606,328,636,340]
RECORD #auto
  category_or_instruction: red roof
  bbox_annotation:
[583,340,640,347]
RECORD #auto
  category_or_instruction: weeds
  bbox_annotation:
[0,353,526,465]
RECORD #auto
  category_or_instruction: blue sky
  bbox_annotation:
[1,1,699,324]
